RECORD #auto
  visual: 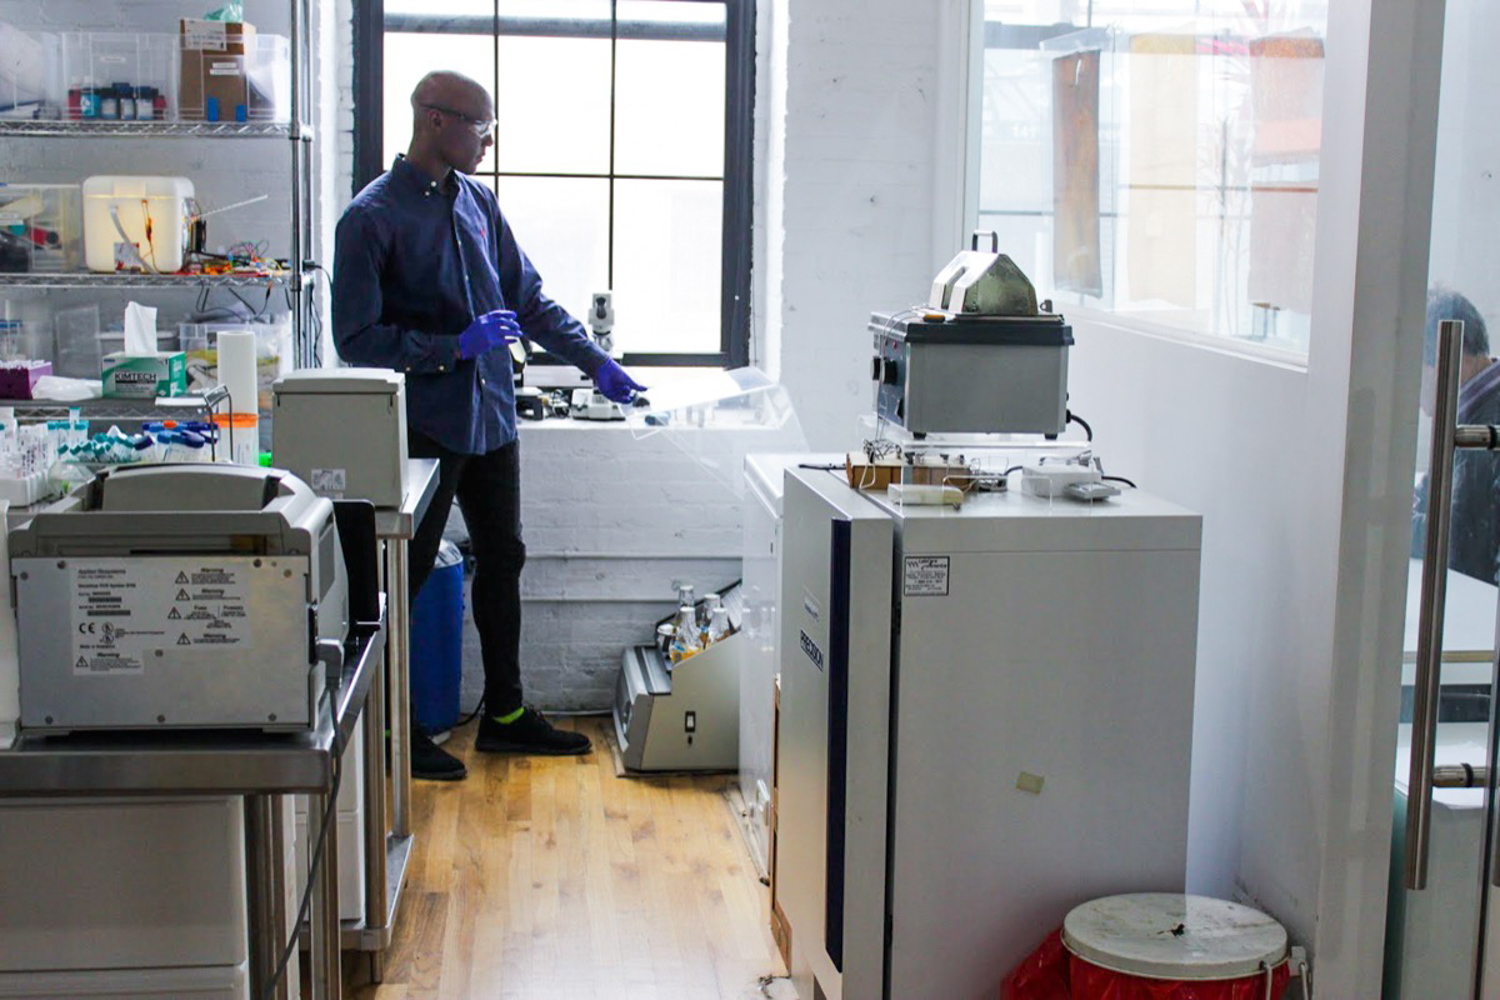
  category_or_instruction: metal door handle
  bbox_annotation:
[1405,319,1465,889]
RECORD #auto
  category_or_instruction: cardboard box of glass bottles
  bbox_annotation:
[102,351,187,399]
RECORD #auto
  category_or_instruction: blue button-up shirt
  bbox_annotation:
[332,156,609,455]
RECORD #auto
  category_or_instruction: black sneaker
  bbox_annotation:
[475,708,592,756]
[412,727,467,781]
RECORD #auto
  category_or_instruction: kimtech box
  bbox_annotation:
[102,351,187,398]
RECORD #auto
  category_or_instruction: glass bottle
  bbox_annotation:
[699,592,720,637]
[669,605,703,665]
[706,606,731,646]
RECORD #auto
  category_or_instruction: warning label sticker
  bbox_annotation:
[903,556,951,597]
[310,468,347,497]
[72,560,254,675]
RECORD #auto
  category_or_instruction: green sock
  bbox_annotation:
[493,706,525,725]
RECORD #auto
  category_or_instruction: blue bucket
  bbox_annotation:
[411,539,465,735]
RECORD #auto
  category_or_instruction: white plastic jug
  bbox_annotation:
[82,175,194,274]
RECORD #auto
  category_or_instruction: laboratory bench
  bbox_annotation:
[0,456,440,995]
[0,612,387,1000]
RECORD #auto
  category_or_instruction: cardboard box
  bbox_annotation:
[179,19,286,123]
[102,351,187,399]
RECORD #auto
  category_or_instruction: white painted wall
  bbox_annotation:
[1062,3,1445,995]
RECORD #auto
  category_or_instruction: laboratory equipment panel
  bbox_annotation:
[273,369,409,506]
[777,468,1201,1000]
[9,465,347,734]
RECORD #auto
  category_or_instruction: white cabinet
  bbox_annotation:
[777,468,1202,1000]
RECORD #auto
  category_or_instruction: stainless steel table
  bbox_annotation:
[347,457,439,982]
[0,616,387,1000]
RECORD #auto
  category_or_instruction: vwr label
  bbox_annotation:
[72,561,253,675]
[903,556,950,597]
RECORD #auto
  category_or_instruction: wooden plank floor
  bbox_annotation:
[351,716,790,1000]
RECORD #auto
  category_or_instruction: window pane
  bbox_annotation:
[615,36,725,177]
[500,0,609,20]
[975,1,1330,354]
[386,1,493,16]
[383,33,497,172]
[612,179,722,355]
[494,176,610,326]
[494,34,613,175]
[618,0,727,28]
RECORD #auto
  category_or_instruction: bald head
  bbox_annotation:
[411,71,491,124]
[406,70,496,179]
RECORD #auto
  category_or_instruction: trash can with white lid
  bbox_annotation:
[1062,893,1293,999]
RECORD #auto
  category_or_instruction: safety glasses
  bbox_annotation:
[421,104,495,140]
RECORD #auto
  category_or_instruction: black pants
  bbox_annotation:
[407,431,525,717]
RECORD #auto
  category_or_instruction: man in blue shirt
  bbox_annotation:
[333,71,645,780]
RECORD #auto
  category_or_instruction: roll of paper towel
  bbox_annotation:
[217,329,259,418]
[0,501,18,748]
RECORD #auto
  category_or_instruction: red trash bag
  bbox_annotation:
[1068,957,1291,1000]
[1001,930,1072,1000]
[1003,896,1295,1000]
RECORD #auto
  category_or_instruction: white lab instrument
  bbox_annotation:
[82,176,194,273]
[9,465,347,734]
[613,586,743,772]
[739,453,821,872]
[777,466,1200,1000]
[273,368,409,505]
[873,235,1072,437]
[569,386,625,421]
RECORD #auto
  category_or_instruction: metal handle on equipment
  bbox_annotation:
[1405,319,1465,889]
[971,230,998,253]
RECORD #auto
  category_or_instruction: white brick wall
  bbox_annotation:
[758,0,949,451]
[447,420,750,713]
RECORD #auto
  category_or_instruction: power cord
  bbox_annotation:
[261,723,345,1000]
[1067,410,1093,441]
[1102,475,1137,488]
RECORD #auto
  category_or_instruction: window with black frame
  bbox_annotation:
[354,0,752,368]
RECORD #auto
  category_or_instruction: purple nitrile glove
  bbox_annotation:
[458,309,521,360]
[595,359,647,404]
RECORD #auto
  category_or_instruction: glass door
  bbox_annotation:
[1387,3,1500,995]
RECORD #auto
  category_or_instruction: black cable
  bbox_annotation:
[797,462,842,471]
[1003,465,1024,477]
[458,695,487,728]
[1102,475,1137,488]
[1067,410,1094,441]
[261,728,344,1000]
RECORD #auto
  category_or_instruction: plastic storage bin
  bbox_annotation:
[0,183,83,273]
[178,22,289,124]
[59,33,177,121]
[411,540,465,735]
[0,23,61,119]
[82,175,194,273]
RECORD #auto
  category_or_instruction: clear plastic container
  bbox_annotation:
[0,183,83,274]
[178,31,289,123]
[53,303,101,379]
[59,32,178,121]
[0,24,62,119]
